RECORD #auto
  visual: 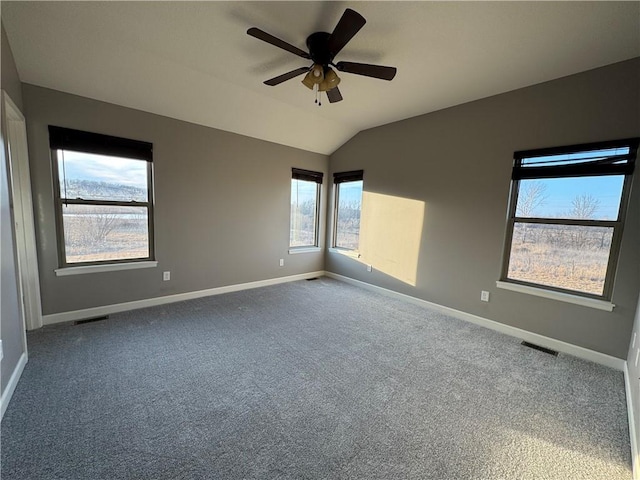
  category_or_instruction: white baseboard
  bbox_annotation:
[625,363,640,480]
[1,352,27,420]
[325,272,626,371]
[43,271,325,325]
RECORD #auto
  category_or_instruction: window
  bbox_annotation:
[501,138,637,300]
[333,170,363,250]
[290,168,322,248]
[49,126,154,267]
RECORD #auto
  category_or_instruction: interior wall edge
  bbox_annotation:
[625,363,640,480]
[0,351,27,420]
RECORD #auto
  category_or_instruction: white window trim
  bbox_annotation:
[55,261,158,276]
[496,280,614,311]
[288,247,322,255]
[328,247,361,259]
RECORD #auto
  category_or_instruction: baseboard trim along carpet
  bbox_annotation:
[0,352,27,420]
[625,363,640,480]
[42,271,325,326]
[324,272,626,371]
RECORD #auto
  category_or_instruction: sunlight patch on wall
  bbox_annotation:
[359,192,425,286]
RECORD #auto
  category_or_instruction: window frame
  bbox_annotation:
[289,168,323,249]
[500,138,638,301]
[49,126,155,268]
[332,170,364,251]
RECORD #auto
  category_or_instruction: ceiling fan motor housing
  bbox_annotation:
[306,32,334,65]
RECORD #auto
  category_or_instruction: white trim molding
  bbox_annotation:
[43,271,325,325]
[496,280,614,312]
[1,352,27,420]
[55,261,158,276]
[2,90,43,330]
[288,247,322,255]
[328,247,361,259]
[625,363,640,480]
[328,272,625,371]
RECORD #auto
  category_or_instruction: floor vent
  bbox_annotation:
[521,341,558,356]
[74,316,109,325]
[306,277,319,281]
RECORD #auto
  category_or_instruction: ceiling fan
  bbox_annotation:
[247,8,397,105]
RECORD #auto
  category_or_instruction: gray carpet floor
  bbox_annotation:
[1,277,632,479]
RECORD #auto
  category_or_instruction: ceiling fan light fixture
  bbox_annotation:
[249,8,396,104]
[301,64,324,89]
[318,68,340,92]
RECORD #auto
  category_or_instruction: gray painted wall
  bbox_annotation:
[22,85,328,316]
[327,58,640,359]
[1,24,22,112]
[1,22,26,394]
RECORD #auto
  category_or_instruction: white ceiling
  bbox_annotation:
[3,1,639,155]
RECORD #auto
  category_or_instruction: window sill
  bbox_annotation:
[328,247,361,259]
[288,247,322,255]
[495,280,614,311]
[55,261,158,277]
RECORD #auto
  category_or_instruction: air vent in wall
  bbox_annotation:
[74,315,109,325]
[521,341,558,356]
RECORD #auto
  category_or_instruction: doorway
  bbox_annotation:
[2,90,42,331]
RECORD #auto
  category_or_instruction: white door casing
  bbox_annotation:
[2,90,43,331]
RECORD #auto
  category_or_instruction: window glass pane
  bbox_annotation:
[62,204,149,263]
[335,180,363,249]
[516,176,624,220]
[290,179,318,247]
[57,150,148,202]
[521,147,630,166]
[507,222,613,296]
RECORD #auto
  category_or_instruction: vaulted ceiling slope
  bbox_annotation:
[2,2,639,155]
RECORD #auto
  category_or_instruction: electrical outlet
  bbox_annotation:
[163,271,170,281]
[366,264,372,272]
[279,259,284,267]
[481,291,490,302]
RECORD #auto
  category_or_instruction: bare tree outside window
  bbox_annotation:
[569,194,601,219]
[515,181,547,243]
[516,181,548,217]
[502,139,637,299]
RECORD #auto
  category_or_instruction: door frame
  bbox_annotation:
[2,90,43,331]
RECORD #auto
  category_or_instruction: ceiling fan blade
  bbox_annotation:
[264,67,310,86]
[326,87,343,103]
[247,27,311,59]
[335,61,397,81]
[327,9,366,57]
